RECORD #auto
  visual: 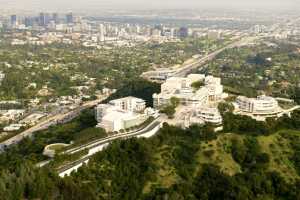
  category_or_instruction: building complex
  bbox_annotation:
[153,74,225,125]
[95,96,156,133]
[153,74,224,108]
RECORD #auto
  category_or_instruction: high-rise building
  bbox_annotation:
[39,12,46,26]
[39,12,51,27]
[178,27,189,38]
[10,15,17,26]
[98,24,105,42]
[66,12,73,24]
[45,13,51,25]
[24,17,34,27]
[52,13,59,24]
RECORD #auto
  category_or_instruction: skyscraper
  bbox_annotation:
[66,12,73,24]
[178,27,189,38]
[10,15,17,26]
[52,13,59,24]
[39,12,46,26]
[98,24,105,42]
[25,17,34,27]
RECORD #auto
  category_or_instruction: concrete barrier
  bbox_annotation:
[58,123,162,177]
[59,159,89,177]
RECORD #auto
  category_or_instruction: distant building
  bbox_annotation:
[208,30,221,40]
[0,109,25,122]
[0,71,5,84]
[141,68,177,82]
[178,27,189,38]
[151,28,162,37]
[24,17,35,27]
[66,12,73,24]
[98,24,105,42]
[39,12,49,26]
[52,13,59,24]
[3,124,23,132]
[10,15,17,27]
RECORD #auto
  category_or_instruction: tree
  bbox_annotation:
[160,105,176,119]
[218,102,234,116]
[170,97,180,108]
[191,81,204,90]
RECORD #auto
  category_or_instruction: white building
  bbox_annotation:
[160,77,191,93]
[141,69,177,82]
[153,74,225,125]
[109,96,146,113]
[0,71,5,84]
[208,30,221,40]
[97,110,148,133]
[0,109,25,122]
[95,97,152,133]
[193,106,222,124]
[3,124,23,132]
[236,95,282,116]
[153,74,224,109]
[187,74,205,83]
[205,76,224,101]
[98,24,105,42]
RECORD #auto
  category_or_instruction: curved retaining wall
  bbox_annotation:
[59,123,161,177]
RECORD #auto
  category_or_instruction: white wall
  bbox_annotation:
[58,123,161,177]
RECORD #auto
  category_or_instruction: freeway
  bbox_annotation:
[0,95,110,149]
[172,36,256,77]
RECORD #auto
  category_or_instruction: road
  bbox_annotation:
[280,106,300,116]
[0,95,110,148]
[62,116,162,155]
[172,36,256,77]
[56,117,163,175]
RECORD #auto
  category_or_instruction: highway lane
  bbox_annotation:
[172,36,256,77]
[0,95,110,148]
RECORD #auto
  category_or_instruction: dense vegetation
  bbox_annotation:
[205,41,300,99]
[2,38,300,199]
[104,78,161,107]
[0,37,222,100]
[223,110,300,136]
[0,109,106,169]
[1,109,300,199]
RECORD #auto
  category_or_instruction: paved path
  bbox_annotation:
[56,118,162,175]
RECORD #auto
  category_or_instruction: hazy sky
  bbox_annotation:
[0,0,298,11]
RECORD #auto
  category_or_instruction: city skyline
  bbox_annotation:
[0,0,299,12]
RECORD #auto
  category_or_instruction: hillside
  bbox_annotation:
[1,110,300,199]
